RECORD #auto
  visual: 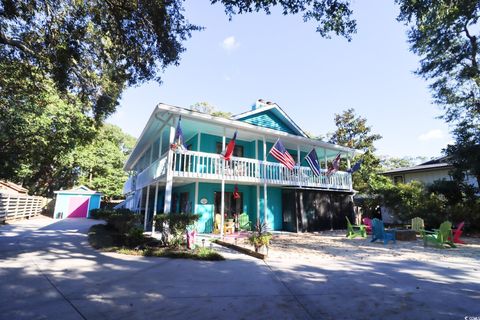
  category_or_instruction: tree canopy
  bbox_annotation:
[0,0,356,122]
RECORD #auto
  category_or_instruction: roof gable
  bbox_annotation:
[233,101,308,137]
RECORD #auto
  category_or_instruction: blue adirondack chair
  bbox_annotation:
[371,218,396,244]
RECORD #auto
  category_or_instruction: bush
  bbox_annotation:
[126,227,146,247]
[90,208,116,220]
[155,213,200,246]
[106,209,140,234]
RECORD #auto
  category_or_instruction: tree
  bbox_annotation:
[76,124,136,202]
[444,120,480,188]
[396,0,480,125]
[328,109,383,193]
[190,102,232,118]
[1,0,356,122]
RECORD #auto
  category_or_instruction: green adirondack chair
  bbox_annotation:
[410,217,424,233]
[422,221,456,248]
[238,213,252,231]
[345,216,366,239]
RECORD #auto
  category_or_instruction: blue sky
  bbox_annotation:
[108,0,453,158]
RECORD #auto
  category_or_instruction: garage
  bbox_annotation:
[53,186,102,219]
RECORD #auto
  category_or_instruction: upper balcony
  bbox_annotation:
[131,150,352,192]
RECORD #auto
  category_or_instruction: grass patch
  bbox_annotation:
[88,224,224,261]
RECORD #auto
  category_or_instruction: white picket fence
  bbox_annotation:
[0,193,49,223]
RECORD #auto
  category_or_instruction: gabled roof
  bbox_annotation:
[233,100,308,138]
[54,185,102,195]
[382,156,453,175]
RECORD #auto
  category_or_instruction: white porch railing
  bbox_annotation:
[129,150,352,192]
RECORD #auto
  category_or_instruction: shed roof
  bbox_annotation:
[54,185,102,195]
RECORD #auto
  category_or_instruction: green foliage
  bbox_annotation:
[0,0,201,121]
[105,209,141,234]
[76,124,136,201]
[155,213,200,246]
[248,222,272,248]
[397,0,480,125]
[90,208,116,220]
[444,120,480,189]
[328,108,383,194]
[214,0,356,40]
[126,227,146,247]
[190,102,232,119]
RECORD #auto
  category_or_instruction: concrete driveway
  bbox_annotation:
[1,217,479,320]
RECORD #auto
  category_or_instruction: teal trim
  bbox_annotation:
[240,110,296,135]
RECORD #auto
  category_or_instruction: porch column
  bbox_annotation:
[220,128,226,237]
[255,140,260,224]
[194,182,199,214]
[324,149,328,170]
[152,182,159,233]
[143,185,151,231]
[158,130,163,158]
[297,145,302,188]
[163,125,176,214]
[263,136,268,228]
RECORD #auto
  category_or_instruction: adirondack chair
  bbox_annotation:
[422,221,456,248]
[450,221,465,244]
[371,218,396,244]
[345,216,366,239]
[362,217,373,235]
[213,214,221,234]
[238,213,252,231]
[410,217,425,233]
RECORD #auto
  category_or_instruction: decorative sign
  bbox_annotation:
[200,198,208,205]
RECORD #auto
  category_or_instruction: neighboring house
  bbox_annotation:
[383,156,478,188]
[0,180,28,195]
[53,186,102,219]
[122,100,358,233]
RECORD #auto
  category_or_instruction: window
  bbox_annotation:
[393,175,404,184]
[216,142,244,158]
[214,192,243,218]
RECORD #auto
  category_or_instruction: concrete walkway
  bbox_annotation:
[1,217,479,319]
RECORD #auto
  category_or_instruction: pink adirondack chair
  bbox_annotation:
[362,217,373,235]
[450,221,465,244]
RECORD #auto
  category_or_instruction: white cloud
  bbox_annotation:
[221,36,240,51]
[418,129,444,141]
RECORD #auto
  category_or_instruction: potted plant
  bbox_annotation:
[248,222,272,254]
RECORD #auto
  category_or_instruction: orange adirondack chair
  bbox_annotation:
[450,221,466,244]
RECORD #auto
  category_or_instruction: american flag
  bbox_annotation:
[327,153,341,175]
[269,139,296,170]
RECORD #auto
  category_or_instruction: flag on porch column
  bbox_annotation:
[171,116,187,151]
[347,159,363,173]
[305,148,321,176]
[327,153,341,175]
[222,131,237,161]
[269,139,296,170]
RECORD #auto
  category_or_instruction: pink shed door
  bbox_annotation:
[67,196,90,218]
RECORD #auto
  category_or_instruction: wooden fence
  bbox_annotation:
[0,193,49,223]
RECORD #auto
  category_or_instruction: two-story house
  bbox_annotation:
[122,100,358,234]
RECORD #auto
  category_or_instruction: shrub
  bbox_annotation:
[90,208,116,220]
[248,221,272,251]
[126,227,146,247]
[155,213,200,246]
[106,209,140,234]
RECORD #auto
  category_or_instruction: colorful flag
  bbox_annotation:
[269,139,296,170]
[233,184,241,199]
[327,153,341,175]
[347,159,363,173]
[305,148,321,176]
[222,131,237,161]
[170,116,186,151]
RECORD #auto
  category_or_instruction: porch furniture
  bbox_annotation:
[395,229,417,241]
[371,218,396,244]
[238,213,252,231]
[422,221,456,248]
[450,221,466,244]
[345,216,367,239]
[213,214,221,234]
[225,221,235,235]
[410,217,425,233]
[362,217,372,234]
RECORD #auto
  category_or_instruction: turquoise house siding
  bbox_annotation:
[240,110,296,135]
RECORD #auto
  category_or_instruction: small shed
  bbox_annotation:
[53,186,102,219]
